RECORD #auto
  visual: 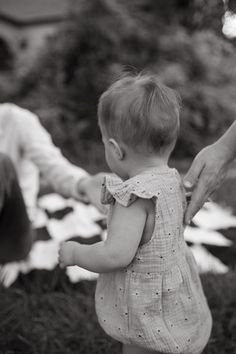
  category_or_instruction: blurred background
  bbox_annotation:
[0,1,236,353]
[1,0,236,173]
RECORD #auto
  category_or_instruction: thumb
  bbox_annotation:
[183,156,205,189]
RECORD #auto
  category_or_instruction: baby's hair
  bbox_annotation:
[98,72,181,154]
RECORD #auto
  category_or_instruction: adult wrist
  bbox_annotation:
[217,121,236,162]
[216,136,236,164]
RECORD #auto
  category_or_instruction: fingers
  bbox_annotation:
[58,260,65,268]
[183,154,207,224]
[96,201,109,215]
[184,175,210,224]
[183,156,205,190]
[58,241,75,268]
[58,258,66,268]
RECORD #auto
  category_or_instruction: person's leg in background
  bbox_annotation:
[0,153,34,263]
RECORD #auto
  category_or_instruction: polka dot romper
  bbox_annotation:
[95,166,212,353]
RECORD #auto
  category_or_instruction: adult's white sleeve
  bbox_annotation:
[17,106,89,199]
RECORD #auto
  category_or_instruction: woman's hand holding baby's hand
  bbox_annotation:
[58,241,75,268]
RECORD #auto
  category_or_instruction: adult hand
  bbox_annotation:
[76,173,108,214]
[183,142,234,224]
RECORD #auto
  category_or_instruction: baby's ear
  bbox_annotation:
[109,138,124,160]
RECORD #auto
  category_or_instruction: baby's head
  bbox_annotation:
[98,73,180,177]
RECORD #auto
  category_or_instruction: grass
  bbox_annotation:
[0,269,236,354]
[202,272,236,354]
[0,270,120,354]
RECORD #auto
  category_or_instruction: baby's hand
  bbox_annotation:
[58,241,75,268]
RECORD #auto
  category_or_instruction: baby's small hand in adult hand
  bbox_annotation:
[58,241,75,268]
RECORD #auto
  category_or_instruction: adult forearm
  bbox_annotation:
[36,154,88,198]
[19,108,88,199]
[71,241,125,273]
[217,121,236,161]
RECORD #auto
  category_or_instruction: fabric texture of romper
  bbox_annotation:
[95,166,212,354]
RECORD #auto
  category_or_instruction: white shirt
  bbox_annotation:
[0,103,88,221]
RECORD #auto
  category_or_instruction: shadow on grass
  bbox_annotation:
[0,269,236,353]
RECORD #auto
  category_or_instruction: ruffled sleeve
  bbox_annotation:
[100,174,160,207]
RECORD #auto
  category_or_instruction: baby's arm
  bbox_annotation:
[58,198,147,273]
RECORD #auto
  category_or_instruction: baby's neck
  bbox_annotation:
[125,155,169,179]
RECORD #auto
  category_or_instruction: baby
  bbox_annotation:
[59,73,212,354]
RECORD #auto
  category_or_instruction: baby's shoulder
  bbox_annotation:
[112,195,153,215]
[136,197,154,213]
[103,168,181,207]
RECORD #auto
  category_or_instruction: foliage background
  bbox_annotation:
[1,0,236,172]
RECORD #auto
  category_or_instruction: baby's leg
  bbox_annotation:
[122,344,161,354]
